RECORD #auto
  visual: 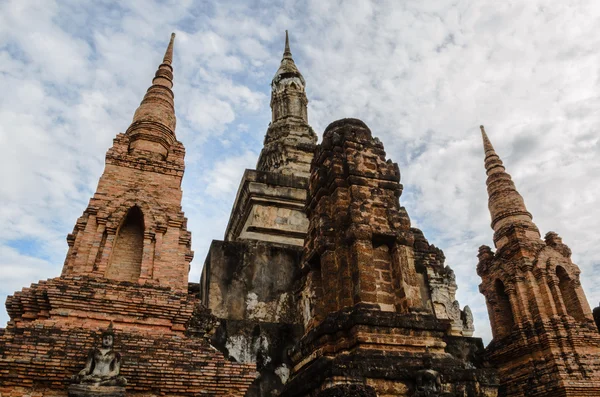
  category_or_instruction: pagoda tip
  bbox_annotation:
[163,33,176,65]
[283,30,292,58]
[480,124,496,154]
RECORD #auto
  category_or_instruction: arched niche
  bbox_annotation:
[494,279,515,338]
[106,206,144,282]
[556,266,586,321]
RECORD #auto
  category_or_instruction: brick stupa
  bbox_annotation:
[279,119,497,396]
[0,34,255,397]
[477,126,600,396]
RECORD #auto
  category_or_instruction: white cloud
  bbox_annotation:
[203,151,258,199]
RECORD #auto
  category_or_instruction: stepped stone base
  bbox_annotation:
[68,385,126,397]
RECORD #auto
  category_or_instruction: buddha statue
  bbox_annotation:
[414,352,443,397]
[71,322,127,387]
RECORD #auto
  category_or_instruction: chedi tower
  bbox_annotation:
[0,34,256,396]
[477,126,600,396]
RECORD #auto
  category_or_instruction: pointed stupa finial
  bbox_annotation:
[126,33,177,155]
[480,124,504,174]
[479,125,540,247]
[283,30,292,59]
[272,30,304,90]
[480,125,496,155]
[163,32,176,65]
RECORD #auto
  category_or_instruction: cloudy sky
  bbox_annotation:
[1,0,599,343]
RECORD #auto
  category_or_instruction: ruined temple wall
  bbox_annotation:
[485,318,600,397]
[201,240,302,323]
[0,275,258,396]
[0,324,255,396]
[283,119,498,397]
[477,230,600,396]
[201,239,303,397]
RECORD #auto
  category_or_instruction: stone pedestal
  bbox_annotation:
[68,384,126,397]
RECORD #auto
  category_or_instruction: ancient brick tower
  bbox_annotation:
[61,33,193,291]
[477,126,600,397]
[280,119,497,397]
[0,34,255,396]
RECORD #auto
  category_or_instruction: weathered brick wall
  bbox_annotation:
[283,308,498,397]
[1,276,257,396]
[6,277,196,331]
[0,323,256,396]
[302,118,420,329]
[373,244,395,312]
[478,238,600,396]
[61,133,193,293]
[485,317,600,396]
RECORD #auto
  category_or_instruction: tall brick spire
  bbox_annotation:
[127,33,177,160]
[61,33,192,292]
[477,125,600,395]
[1,33,257,397]
[480,125,540,248]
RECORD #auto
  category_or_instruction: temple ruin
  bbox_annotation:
[1,32,599,397]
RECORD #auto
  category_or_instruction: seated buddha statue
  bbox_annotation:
[71,322,127,387]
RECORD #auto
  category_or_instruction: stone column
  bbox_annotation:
[71,215,95,273]
[573,277,594,320]
[392,244,424,313]
[96,227,117,276]
[534,268,558,319]
[548,274,568,316]
[525,269,544,320]
[320,250,340,313]
[139,230,155,281]
[506,284,523,325]
[86,221,106,274]
[351,239,378,308]
[515,276,533,324]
